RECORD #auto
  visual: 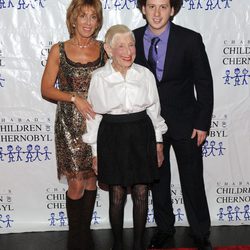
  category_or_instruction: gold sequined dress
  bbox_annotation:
[55,41,106,180]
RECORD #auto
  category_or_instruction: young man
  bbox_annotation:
[133,0,213,250]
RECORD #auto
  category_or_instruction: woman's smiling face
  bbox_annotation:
[107,32,136,74]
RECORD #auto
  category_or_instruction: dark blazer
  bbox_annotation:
[134,22,214,140]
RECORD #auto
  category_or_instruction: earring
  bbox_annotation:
[73,24,76,27]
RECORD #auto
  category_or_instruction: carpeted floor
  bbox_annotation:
[1,226,250,250]
[213,247,250,250]
[155,247,250,250]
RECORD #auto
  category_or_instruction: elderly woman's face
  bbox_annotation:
[110,32,136,72]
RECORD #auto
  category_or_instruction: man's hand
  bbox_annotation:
[191,129,207,146]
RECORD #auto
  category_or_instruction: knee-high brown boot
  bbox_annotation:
[66,193,84,250]
[80,189,97,250]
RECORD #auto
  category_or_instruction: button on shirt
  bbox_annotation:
[144,23,170,81]
[82,60,168,156]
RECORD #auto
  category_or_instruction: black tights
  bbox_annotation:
[109,184,149,250]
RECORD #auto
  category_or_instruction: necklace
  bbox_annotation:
[73,38,93,49]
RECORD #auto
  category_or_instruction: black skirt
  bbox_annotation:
[97,111,159,187]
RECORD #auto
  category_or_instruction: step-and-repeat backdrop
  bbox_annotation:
[0,0,250,233]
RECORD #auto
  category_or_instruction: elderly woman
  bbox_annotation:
[83,24,167,250]
[41,0,106,249]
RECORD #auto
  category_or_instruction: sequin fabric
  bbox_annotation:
[55,41,106,180]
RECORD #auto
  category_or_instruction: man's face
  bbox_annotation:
[142,0,174,35]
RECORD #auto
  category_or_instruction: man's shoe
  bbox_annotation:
[147,230,174,249]
[194,237,212,250]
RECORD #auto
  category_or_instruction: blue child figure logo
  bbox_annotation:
[42,146,51,160]
[8,0,15,8]
[217,207,224,221]
[217,142,226,156]
[48,212,67,227]
[7,145,15,163]
[243,205,250,221]
[103,0,111,9]
[38,0,46,8]
[207,140,216,157]
[92,211,100,225]
[223,69,231,84]
[223,68,249,86]
[185,0,195,10]
[206,140,226,157]
[33,145,42,161]
[222,0,232,8]
[2,214,14,228]
[212,0,222,9]
[205,0,213,10]
[0,74,5,87]
[217,206,250,222]
[49,212,56,226]
[202,140,209,157]
[17,0,27,9]
[226,206,233,221]
[15,145,23,161]
[233,68,241,86]
[0,147,4,161]
[58,211,67,226]
[241,68,249,85]
[234,206,241,221]
[184,0,233,10]
[25,144,33,162]
[175,208,184,222]
[197,0,203,9]
[0,144,52,163]
[0,214,3,228]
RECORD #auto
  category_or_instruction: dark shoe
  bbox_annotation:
[110,246,123,250]
[194,237,212,250]
[147,230,174,249]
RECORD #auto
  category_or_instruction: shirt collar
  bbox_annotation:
[103,60,143,83]
[145,22,171,43]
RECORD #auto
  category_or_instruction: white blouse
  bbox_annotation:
[82,60,167,156]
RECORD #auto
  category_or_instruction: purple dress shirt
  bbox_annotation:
[143,23,171,81]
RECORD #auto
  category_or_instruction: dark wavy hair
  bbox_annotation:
[137,0,183,21]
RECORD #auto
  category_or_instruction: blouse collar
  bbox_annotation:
[103,59,141,82]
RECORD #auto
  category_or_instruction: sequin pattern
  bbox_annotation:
[55,42,106,180]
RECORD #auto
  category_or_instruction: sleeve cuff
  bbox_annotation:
[155,131,163,143]
[91,144,97,157]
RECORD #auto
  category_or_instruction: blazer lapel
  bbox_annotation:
[161,22,176,83]
[135,26,153,70]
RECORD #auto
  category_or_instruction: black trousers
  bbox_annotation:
[152,135,211,239]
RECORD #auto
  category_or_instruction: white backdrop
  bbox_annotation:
[0,0,250,233]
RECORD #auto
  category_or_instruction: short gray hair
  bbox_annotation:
[104,24,135,46]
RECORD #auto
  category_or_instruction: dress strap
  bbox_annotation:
[58,41,64,57]
[98,41,107,63]
[58,42,67,65]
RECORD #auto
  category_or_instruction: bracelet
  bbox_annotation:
[157,142,163,144]
[70,94,76,103]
